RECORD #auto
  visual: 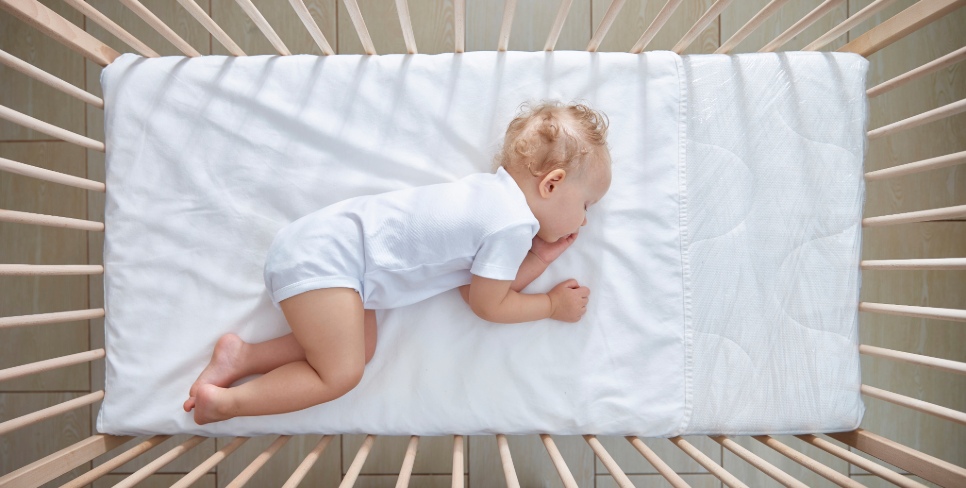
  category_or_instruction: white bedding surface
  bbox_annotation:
[97,50,867,437]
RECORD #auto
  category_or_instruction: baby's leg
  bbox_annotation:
[192,287,366,424]
[185,308,378,412]
[184,332,306,412]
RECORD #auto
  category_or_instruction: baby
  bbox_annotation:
[183,99,613,425]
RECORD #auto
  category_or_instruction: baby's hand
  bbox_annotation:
[547,279,590,323]
[530,232,578,265]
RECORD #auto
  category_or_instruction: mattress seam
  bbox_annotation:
[674,52,695,437]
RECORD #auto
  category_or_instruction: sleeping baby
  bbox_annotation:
[183,99,613,425]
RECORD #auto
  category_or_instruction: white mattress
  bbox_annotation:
[97,50,868,437]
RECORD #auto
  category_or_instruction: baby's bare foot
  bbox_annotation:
[184,333,246,412]
[192,384,234,425]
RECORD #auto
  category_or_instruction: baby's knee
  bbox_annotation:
[309,359,364,396]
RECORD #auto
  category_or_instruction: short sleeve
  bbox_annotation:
[470,222,537,281]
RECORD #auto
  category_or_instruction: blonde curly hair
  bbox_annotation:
[493,99,611,184]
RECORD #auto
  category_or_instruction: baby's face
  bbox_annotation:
[537,165,611,243]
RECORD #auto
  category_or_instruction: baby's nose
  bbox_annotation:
[582,217,587,226]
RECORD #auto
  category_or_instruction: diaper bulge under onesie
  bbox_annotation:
[263,166,541,312]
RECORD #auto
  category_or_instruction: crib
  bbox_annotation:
[0,0,963,486]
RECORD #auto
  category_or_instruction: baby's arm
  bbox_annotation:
[459,231,578,303]
[458,249,548,302]
[465,274,552,323]
[465,271,588,323]
[458,233,588,323]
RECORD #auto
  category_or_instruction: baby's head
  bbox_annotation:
[494,99,613,243]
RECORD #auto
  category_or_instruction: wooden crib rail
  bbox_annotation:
[838,0,966,56]
[122,0,204,57]
[759,0,845,53]
[0,48,103,108]
[0,0,960,60]
[805,0,900,51]
[64,0,160,57]
[0,0,118,66]
[581,0,614,52]
[0,104,104,151]
[2,431,965,488]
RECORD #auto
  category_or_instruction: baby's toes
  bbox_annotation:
[183,397,195,412]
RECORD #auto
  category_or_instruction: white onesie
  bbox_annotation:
[263,166,540,310]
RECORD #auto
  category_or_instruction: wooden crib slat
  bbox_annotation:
[233,0,290,56]
[860,344,966,375]
[495,434,521,488]
[0,264,104,277]
[828,429,966,487]
[117,0,200,57]
[859,302,966,321]
[113,436,208,488]
[177,0,246,56]
[0,308,104,329]
[0,104,105,151]
[759,0,845,53]
[669,436,749,488]
[497,0,517,52]
[0,208,104,232]
[340,434,375,488]
[796,434,929,488]
[630,0,684,54]
[395,0,417,54]
[866,150,966,180]
[868,98,966,140]
[287,0,334,56]
[451,435,464,488]
[860,257,966,270]
[0,156,105,192]
[61,435,171,488]
[838,0,966,57]
[0,434,132,488]
[62,0,159,58]
[867,45,966,98]
[586,0,625,53]
[715,0,792,54]
[584,435,634,488]
[282,435,334,488]
[713,436,809,488]
[543,0,573,51]
[0,390,103,436]
[0,0,120,66]
[626,436,689,488]
[862,204,966,227]
[804,0,900,51]
[0,349,105,383]
[454,0,465,53]
[752,435,863,488]
[861,384,966,425]
[539,434,579,488]
[226,435,291,488]
[157,438,233,486]
[343,0,376,55]
[0,48,103,107]
[672,0,733,54]
[394,435,419,488]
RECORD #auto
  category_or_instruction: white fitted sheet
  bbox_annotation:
[96,50,867,437]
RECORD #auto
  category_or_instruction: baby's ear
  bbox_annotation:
[540,169,565,196]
